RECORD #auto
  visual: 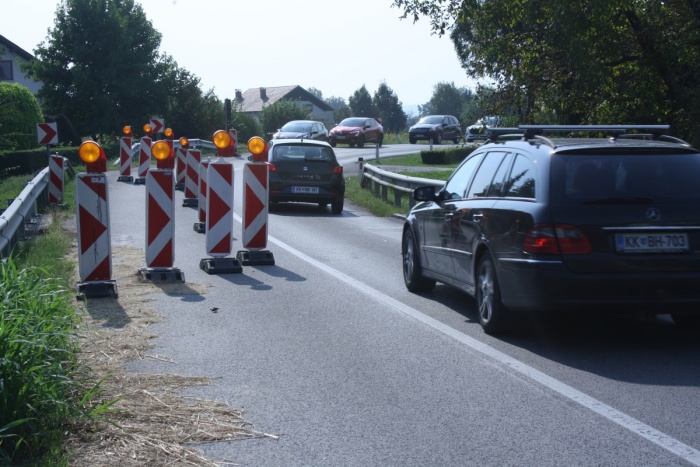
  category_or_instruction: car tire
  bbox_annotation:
[671,313,700,331]
[476,253,512,334]
[402,228,436,293]
[329,140,336,147]
[409,136,416,144]
[433,133,442,145]
[453,137,460,144]
[331,198,344,214]
[357,135,365,148]
[377,135,383,148]
[467,138,474,143]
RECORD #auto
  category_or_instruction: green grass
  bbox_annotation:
[0,173,112,465]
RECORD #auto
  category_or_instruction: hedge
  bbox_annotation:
[420,145,477,165]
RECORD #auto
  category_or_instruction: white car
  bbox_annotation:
[465,116,501,142]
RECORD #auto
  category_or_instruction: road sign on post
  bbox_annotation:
[37,123,58,145]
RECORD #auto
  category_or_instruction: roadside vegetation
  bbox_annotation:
[0,175,105,465]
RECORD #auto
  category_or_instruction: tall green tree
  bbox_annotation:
[392,0,700,146]
[324,96,351,123]
[348,85,376,117]
[25,0,169,138]
[0,83,43,150]
[372,82,407,132]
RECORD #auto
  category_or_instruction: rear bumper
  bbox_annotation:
[497,257,700,313]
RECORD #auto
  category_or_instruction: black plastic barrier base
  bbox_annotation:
[175,182,185,191]
[138,267,185,283]
[237,249,275,266]
[182,198,198,208]
[199,257,243,274]
[193,222,206,233]
[117,175,134,183]
[76,280,118,300]
[133,177,146,185]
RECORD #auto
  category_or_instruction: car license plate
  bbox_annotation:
[336,135,345,140]
[292,186,319,194]
[615,233,689,253]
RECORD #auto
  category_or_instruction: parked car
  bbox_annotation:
[408,115,461,144]
[465,116,501,142]
[272,120,329,141]
[329,117,383,148]
[402,124,700,334]
[266,138,345,214]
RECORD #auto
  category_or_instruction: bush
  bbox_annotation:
[420,145,476,164]
[0,83,43,151]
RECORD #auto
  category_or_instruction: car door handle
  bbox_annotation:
[472,212,484,220]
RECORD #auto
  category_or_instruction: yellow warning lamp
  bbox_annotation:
[143,123,153,136]
[122,125,132,136]
[78,141,102,164]
[164,127,174,139]
[179,136,189,148]
[151,140,171,161]
[213,130,231,149]
[247,136,269,162]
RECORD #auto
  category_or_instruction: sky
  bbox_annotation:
[2,0,478,116]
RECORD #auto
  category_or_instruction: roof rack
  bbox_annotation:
[486,124,679,147]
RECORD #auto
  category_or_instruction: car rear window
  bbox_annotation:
[272,144,335,162]
[550,152,700,204]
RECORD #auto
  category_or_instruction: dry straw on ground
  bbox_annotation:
[65,244,275,466]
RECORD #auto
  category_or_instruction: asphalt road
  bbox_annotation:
[104,143,700,466]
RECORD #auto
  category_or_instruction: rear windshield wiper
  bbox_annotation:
[582,196,654,205]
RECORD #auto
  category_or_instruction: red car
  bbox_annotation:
[329,117,384,148]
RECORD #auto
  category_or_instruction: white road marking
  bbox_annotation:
[267,231,700,465]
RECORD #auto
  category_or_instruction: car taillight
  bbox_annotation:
[522,224,591,255]
[268,162,277,172]
[332,165,343,175]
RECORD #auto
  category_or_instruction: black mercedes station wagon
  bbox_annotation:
[402,125,700,334]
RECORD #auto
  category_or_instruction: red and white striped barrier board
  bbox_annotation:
[183,149,201,206]
[194,158,210,233]
[237,162,274,265]
[48,154,65,204]
[75,173,113,284]
[242,162,269,249]
[136,136,152,183]
[205,159,233,257]
[199,158,242,274]
[118,136,133,182]
[145,169,175,268]
[175,147,187,189]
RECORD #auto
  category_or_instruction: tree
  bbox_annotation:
[348,85,376,117]
[24,0,170,138]
[324,96,351,123]
[307,87,323,100]
[392,0,700,146]
[427,82,469,118]
[258,99,312,137]
[372,82,407,132]
[0,83,43,150]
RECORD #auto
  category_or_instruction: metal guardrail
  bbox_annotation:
[360,162,445,211]
[0,167,49,259]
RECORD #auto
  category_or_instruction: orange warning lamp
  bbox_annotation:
[143,123,153,136]
[122,125,132,136]
[213,129,235,156]
[179,136,189,148]
[247,136,269,162]
[164,127,174,139]
[152,140,171,161]
[79,140,107,172]
[79,141,101,164]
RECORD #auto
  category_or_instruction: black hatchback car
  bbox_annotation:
[267,139,345,214]
[408,115,461,145]
[402,125,700,334]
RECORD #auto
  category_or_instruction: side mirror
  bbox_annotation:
[413,185,439,202]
